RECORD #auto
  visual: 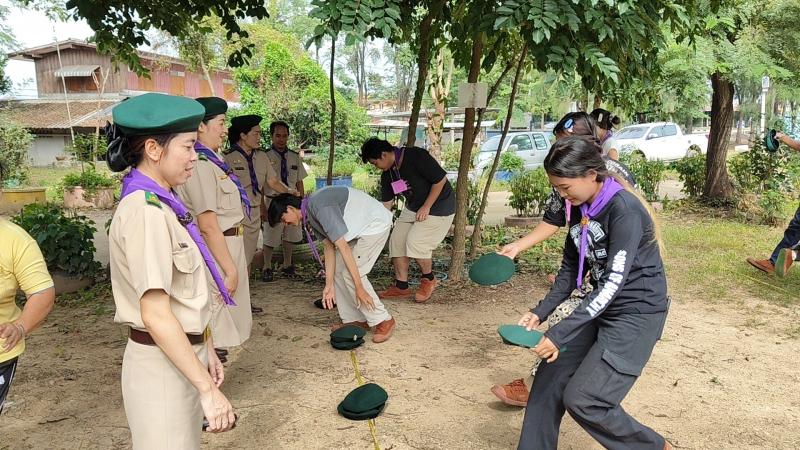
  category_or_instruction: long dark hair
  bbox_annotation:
[544,136,663,250]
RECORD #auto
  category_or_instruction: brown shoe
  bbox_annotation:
[414,278,437,303]
[378,285,413,299]
[776,248,794,278]
[330,321,369,332]
[372,317,396,343]
[746,258,775,274]
[490,378,529,407]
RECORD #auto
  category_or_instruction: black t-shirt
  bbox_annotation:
[380,147,456,216]
[543,158,637,227]
[532,190,668,347]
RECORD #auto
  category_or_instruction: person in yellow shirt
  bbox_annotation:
[0,163,56,414]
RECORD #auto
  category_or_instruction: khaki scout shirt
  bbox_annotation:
[264,146,307,197]
[175,155,245,232]
[224,146,275,209]
[109,190,211,334]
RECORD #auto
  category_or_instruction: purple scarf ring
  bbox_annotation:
[120,169,236,306]
[575,177,624,288]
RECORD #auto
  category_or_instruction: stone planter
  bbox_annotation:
[504,215,542,228]
[51,270,94,295]
[0,187,47,214]
[315,176,353,190]
[445,170,459,182]
[63,186,115,209]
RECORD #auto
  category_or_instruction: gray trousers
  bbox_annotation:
[518,309,669,450]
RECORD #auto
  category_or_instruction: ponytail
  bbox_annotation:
[590,108,621,131]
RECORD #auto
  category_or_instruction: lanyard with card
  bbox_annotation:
[390,147,410,195]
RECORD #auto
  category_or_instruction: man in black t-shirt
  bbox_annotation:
[360,137,456,303]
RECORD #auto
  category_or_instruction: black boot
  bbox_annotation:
[261,268,274,282]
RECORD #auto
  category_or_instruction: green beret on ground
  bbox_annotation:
[337,383,388,421]
[330,325,366,350]
[497,324,545,348]
[469,253,516,285]
[764,129,779,153]
[195,96,228,118]
[112,93,205,136]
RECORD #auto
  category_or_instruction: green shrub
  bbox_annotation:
[672,154,706,198]
[499,152,525,172]
[65,133,108,163]
[0,123,34,186]
[62,168,117,196]
[11,203,101,277]
[466,177,483,225]
[625,158,666,202]
[441,142,463,171]
[508,168,551,217]
[758,188,786,226]
[729,138,794,194]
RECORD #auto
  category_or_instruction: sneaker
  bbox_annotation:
[490,378,529,407]
[261,268,274,282]
[251,305,264,315]
[281,265,296,276]
[378,285,413,299]
[330,321,369,332]
[372,317,396,343]
[414,278,437,303]
[776,249,794,278]
[746,258,775,275]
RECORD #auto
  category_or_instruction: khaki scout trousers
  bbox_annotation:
[242,204,261,266]
[122,339,208,450]
[334,229,392,327]
[208,235,252,348]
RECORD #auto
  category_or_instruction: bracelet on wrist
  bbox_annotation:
[14,321,26,337]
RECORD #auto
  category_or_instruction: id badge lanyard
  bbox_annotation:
[390,147,410,195]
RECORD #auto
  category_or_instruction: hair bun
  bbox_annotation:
[611,115,621,126]
[104,122,131,172]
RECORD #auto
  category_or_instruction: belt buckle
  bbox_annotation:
[238,224,244,236]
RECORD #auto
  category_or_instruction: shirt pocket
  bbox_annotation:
[217,178,238,211]
[172,247,202,299]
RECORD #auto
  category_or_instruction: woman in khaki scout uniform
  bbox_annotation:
[223,115,293,276]
[176,97,253,355]
[261,120,306,282]
[105,93,235,448]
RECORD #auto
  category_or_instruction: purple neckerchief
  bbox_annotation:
[231,143,261,196]
[194,142,251,218]
[576,177,624,289]
[120,169,236,306]
[271,145,289,185]
[392,147,404,178]
[602,130,614,144]
[300,197,323,268]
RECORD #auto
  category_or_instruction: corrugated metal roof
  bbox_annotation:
[53,65,100,77]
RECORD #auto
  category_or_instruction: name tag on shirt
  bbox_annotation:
[234,166,246,171]
[178,242,189,248]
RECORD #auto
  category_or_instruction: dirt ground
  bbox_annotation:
[3,267,800,450]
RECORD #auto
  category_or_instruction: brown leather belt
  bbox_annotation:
[222,224,244,236]
[129,328,205,346]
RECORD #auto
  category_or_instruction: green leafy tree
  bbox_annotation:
[234,33,368,150]
[56,0,268,75]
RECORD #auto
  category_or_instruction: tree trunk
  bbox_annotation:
[685,117,694,135]
[703,71,734,202]
[448,34,484,281]
[327,37,337,185]
[199,51,216,97]
[791,101,796,133]
[469,44,528,258]
[592,93,602,110]
[406,0,445,147]
[425,47,453,161]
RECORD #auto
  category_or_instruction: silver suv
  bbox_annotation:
[472,131,552,179]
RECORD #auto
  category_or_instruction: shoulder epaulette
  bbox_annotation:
[197,152,209,161]
[144,191,162,209]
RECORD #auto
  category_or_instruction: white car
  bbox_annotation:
[472,131,552,179]
[615,122,708,161]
